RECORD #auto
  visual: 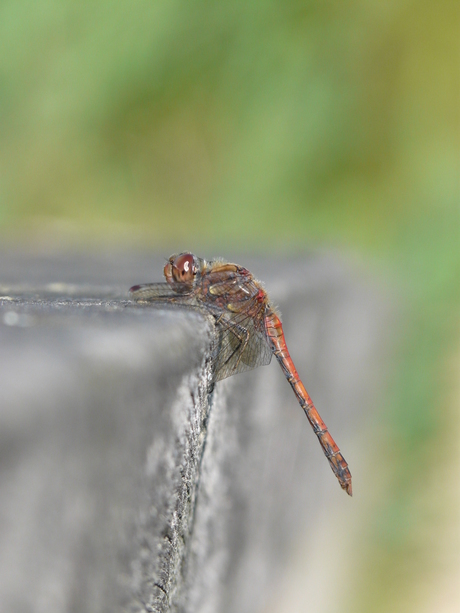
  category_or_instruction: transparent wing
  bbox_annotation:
[209,301,273,382]
[129,282,195,305]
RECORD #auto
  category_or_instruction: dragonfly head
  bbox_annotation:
[164,253,202,290]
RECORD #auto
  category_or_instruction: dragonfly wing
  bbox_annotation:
[212,310,273,381]
[129,282,197,305]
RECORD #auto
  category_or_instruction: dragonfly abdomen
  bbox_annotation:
[265,310,353,496]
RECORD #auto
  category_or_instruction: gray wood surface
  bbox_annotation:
[0,251,387,613]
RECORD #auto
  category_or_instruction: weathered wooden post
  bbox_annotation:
[0,252,384,612]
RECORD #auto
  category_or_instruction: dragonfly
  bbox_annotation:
[129,253,352,496]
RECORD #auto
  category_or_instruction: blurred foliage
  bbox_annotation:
[0,1,458,611]
[1,0,457,252]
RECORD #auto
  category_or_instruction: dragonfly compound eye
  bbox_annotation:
[171,253,197,283]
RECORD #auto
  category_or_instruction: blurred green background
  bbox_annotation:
[1,1,458,611]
